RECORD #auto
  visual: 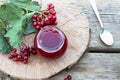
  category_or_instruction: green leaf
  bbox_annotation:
[4,12,35,48]
[5,19,23,48]
[0,33,11,53]
[10,0,40,11]
[0,0,40,49]
[22,12,37,35]
[24,20,37,35]
[0,19,7,32]
[0,3,24,26]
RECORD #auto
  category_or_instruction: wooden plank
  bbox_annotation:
[76,0,120,52]
[50,52,120,80]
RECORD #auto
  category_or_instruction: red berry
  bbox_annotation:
[23,51,28,56]
[54,21,58,25]
[25,46,30,52]
[33,22,37,26]
[49,5,54,9]
[41,21,45,27]
[44,11,49,15]
[67,75,72,80]
[45,18,50,25]
[51,11,56,16]
[45,17,49,21]
[20,57,24,62]
[49,9,55,13]
[48,15,52,21]
[64,78,69,80]
[32,15,38,19]
[20,48,25,53]
[35,25,41,30]
[24,56,28,61]
[48,3,53,7]
[12,48,17,53]
[32,19,37,22]
[17,54,22,60]
[13,53,18,57]
[8,54,14,59]
[37,22,41,26]
[24,51,30,57]
[52,16,57,22]
[23,60,28,64]
[14,57,18,61]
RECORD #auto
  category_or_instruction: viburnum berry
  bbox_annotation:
[32,19,37,22]
[20,48,26,53]
[12,48,17,53]
[24,56,28,61]
[45,18,50,25]
[64,75,72,80]
[64,78,69,80]
[33,22,37,26]
[37,22,41,26]
[52,16,57,22]
[44,11,49,15]
[8,44,37,64]
[20,57,24,62]
[51,11,56,16]
[53,21,58,25]
[14,57,18,61]
[35,25,41,30]
[8,54,14,59]
[17,54,22,61]
[13,53,18,57]
[23,60,28,64]
[32,3,57,30]
[32,14,38,19]
[41,21,45,27]
[67,75,72,80]
[48,4,54,9]
[47,3,53,8]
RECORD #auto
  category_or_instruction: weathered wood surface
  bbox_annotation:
[76,0,120,52]
[0,0,120,80]
[50,53,120,80]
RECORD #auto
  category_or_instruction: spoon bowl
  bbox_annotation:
[100,28,113,45]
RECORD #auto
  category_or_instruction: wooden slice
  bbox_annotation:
[0,0,89,79]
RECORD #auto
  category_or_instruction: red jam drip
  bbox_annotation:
[34,25,67,58]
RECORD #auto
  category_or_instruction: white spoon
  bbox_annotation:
[90,0,114,46]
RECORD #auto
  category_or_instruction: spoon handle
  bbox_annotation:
[90,0,104,28]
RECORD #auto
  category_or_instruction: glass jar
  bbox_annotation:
[34,25,67,58]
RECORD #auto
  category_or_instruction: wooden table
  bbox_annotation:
[0,0,120,80]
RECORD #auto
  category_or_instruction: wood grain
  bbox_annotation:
[76,0,120,52]
[50,52,120,80]
[0,0,89,79]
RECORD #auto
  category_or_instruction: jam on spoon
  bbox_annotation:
[34,25,67,58]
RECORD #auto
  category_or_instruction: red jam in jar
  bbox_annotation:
[34,25,67,58]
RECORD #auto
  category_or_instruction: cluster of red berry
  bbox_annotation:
[32,3,57,30]
[8,45,37,64]
[64,75,72,80]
